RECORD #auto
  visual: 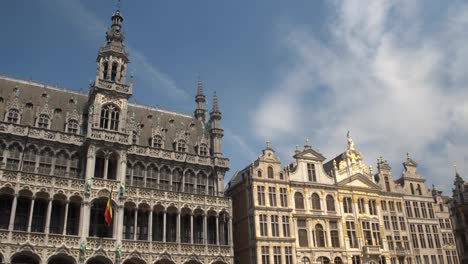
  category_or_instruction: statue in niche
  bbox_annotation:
[119,182,126,197]
[85,178,92,193]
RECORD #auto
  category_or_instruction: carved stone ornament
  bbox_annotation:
[6,86,23,114]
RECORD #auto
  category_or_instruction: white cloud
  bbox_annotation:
[253,0,468,193]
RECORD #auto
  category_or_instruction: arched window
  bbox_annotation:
[317,257,330,264]
[295,192,305,209]
[6,144,22,170]
[315,224,326,247]
[89,198,113,238]
[184,170,195,193]
[199,143,208,156]
[120,65,125,82]
[37,114,50,129]
[177,140,187,152]
[334,257,343,264]
[257,170,262,178]
[326,195,335,212]
[172,168,182,192]
[146,165,158,188]
[208,174,216,195]
[100,104,120,131]
[152,135,163,148]
[132,163,144,187]
[410,183,415,195]
[22,146,37,172]
[6,109,19,123]
[103,62,109,80]
[111,62,118,81]
[69,154,81,178]
[159,167,170,190]
[312,193,321,210]
[38,149,53,175]
[417,184,422,195]
[302,257,311,264]
[54,152,68,176]
[67,119,79,134]
[268,167,274,178]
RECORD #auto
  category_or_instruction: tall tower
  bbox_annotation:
[194,79,207,122]
[87,8,133,135]
[209,93,223,157]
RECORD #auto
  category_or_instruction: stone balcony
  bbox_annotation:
[393,248,411,256]
[362,245,381,255]
[0,121,84,146]
[95,78,132,95]
[0,230,231,256]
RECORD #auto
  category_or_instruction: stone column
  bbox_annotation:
[103,154,109,180]
[116,204,124,241]
[325,219,332,247]
[163,211,167,243]
[85,146,95,180]
[176,212,181,243]
[116,63,122,83]
[148,210,153,241]
[190,213,194,244]
[134,208,138,240]
[44,199,53,234]
[216,215,220,245]
[8,194,18,231]
[81,201,90,240]
[119,152,127,183]
[228,217,233,245]
[27,197,35,232]
[62,201,69,235]
[203,214,208,244]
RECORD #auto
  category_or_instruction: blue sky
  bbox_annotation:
[1,0,467,193]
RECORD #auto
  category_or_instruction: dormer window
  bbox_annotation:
[152,135,163,148]
[131,131,138,145]
[177,140,187,152]
[37,114,50,129]
[6,109,19,123]
[67,119,79,134]
[100,104,120,131]
[199,144,208,156]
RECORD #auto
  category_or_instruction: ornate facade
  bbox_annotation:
[450,171,468,264]
[0,8,232,264]
[226,133,459,264]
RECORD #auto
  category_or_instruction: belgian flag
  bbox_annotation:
[104,191,113,226]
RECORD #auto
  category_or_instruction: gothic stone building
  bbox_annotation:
[226,134,459,264]
[450,171,468,264]
[0,8,233,264]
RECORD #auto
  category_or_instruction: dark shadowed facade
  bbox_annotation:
[0,8,232,264]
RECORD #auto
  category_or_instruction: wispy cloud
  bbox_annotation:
[253,0,468,193]
[45,0,186,99]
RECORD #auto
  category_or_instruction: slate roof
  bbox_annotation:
[0,76,209,155]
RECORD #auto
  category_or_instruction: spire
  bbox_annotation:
[209,91,223,157]
[212,92,220,113]
[194,78,206,121]
[106,7,125,45]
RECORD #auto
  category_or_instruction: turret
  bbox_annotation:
[209,93,223,157]
[194,79,207,122]
[93,8,131,96]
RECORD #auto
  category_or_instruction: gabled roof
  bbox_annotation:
[293,147,326,162]
[337,173,382,191]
